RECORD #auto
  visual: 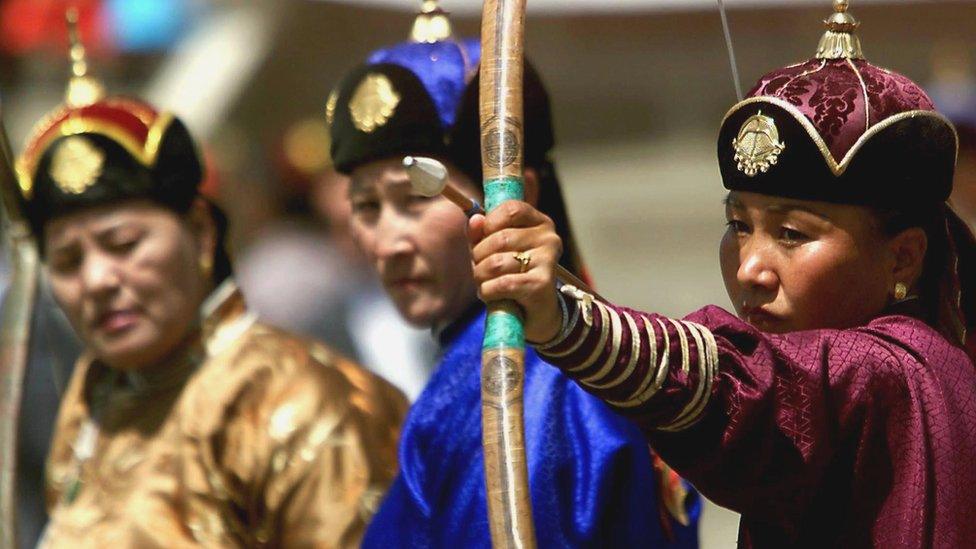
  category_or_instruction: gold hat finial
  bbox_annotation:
[816,0,864,60]
[65,7,106,107]
[410,0,452,44]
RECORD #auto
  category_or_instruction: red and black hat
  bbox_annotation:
[17,98,202,233]
[16,15,202,235]
[718,0,957,209]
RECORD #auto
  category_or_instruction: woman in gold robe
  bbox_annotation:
[16,67,407,547]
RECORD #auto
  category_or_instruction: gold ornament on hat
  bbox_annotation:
[732,111,786,177]
[65,8,106,108]
[349,73,401,134]
[411,0,452,44]
[816,0,864,60]
[49,136,104,195]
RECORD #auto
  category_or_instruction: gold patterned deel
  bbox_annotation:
[349,74,401,133]
[732,111,786,177]
[49,136,105,194]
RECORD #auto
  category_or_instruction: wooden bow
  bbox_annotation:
[478,0,536,547]
[0,105,40,549]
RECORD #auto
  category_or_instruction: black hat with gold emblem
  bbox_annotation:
[17,11,204,238]
[327,1,590,281]
[327,1,554,185]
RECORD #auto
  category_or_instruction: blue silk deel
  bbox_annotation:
[363,309,701,548]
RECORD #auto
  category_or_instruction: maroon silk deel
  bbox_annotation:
[536,299,976,548]
[534,6,976,547]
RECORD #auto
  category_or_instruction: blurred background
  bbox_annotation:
[1,0,974,547]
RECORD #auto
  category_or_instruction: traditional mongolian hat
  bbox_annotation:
[718,0,957,207]
[16,11,204,238]
[327,0,586,280]
[718,0,976,348]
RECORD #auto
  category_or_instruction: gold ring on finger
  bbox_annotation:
[513,251,532,273]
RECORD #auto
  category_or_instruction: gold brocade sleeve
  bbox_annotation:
[40,282,407,548]
[180,326,407,548]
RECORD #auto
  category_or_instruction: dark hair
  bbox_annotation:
[872,203,949,326]
[205,201,234,286]
[534,159,584,278]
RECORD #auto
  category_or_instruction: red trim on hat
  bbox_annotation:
[16,97,176,199]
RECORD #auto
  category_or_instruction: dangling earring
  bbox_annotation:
[894,282,908,301]
[200,256,213,281]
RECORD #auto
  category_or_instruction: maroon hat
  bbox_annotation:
[718,0,957,209]
[717,0,976,351]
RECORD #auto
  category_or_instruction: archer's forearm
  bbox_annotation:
[534,287,719,433]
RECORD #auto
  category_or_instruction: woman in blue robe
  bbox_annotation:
[326,9,700,547]
[364,305,699,547]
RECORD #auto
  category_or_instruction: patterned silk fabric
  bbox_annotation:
[537,292,976,548]
[746,58,935,162]
[42,281,407,547]
[363,308,700,548]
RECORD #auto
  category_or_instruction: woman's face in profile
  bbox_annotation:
[720,191,898,333]
[44,199,210,371]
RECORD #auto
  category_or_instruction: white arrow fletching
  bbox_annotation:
[404,156,448,197]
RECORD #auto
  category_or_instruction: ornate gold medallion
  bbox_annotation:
[349,74,401,133]
[49,136,104,194]
[732,111,786,177]
[325,89,339,128]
